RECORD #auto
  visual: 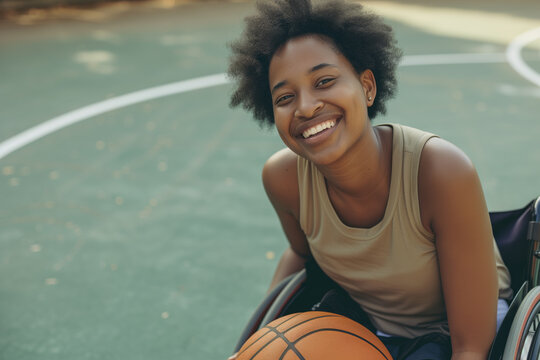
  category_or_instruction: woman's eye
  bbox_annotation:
[275,94,293,105]
[317,78,335,87]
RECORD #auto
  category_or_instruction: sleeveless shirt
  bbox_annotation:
[297,123,512,338]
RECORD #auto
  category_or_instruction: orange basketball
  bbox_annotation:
[237,311,393,359]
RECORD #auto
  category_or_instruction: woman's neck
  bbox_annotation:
[318,125,392,200]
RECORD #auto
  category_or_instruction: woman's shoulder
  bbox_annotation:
[263,147,298,179]
[262,148,300,214]
[418,136,482,230]
[420,137,476,183]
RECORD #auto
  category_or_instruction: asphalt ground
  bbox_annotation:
[0,1,539,359]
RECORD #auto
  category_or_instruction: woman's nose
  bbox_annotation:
[294,91,323,119]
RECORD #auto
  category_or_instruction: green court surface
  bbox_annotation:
[1,1,539,359]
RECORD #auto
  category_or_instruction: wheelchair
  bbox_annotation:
[234,196,540,360]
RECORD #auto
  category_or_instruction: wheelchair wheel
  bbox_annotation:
[260,269,307,326]
[503,286,540,360]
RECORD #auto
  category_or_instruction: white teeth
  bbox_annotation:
[302,120,336,139]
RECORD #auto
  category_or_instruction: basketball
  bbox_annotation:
[236,311,393,360]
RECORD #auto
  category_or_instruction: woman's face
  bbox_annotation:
[268,35,376,165]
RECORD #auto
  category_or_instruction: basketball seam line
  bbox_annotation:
[279,314,341,335]
[237,328,275,358]
[247,333,279,360]
[238,313,306,357]
[265,326,306,360]
[293,328,390,360]
[275,313,306,328]
[268,314,341,360]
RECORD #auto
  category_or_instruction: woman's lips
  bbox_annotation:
[298,115,342,145]
[294,113,342,138]
[302,119,336,138]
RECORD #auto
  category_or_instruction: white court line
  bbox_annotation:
[506,27,540,87]
[0,73,228,160]
[0,50,535,161]
[401,52,507,66]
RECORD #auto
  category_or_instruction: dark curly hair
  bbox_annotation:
[228,0,402,127]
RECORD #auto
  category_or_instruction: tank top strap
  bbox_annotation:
[386,123,438,240]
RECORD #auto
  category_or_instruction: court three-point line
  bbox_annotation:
[506,26,540,87]
[0,74,229,160]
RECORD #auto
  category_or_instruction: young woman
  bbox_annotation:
[227,0,512,358]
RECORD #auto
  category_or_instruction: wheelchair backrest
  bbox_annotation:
[490,199,536,296]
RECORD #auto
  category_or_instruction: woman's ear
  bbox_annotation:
[359,69,377,107]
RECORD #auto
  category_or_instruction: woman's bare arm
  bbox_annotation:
[419,138,498,360]
[262,148,311,292]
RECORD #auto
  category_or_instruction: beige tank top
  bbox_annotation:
[297,123,512,338]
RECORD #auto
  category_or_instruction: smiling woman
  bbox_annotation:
[227,0,513,359]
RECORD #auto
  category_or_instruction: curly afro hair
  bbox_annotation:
[228,0,402,127]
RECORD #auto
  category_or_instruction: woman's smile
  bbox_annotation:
[296,115,342,148]
[301,119,336,139]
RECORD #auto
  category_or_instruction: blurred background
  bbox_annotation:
[1,0,539,359]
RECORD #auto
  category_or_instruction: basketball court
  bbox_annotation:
[0,0,539,358]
